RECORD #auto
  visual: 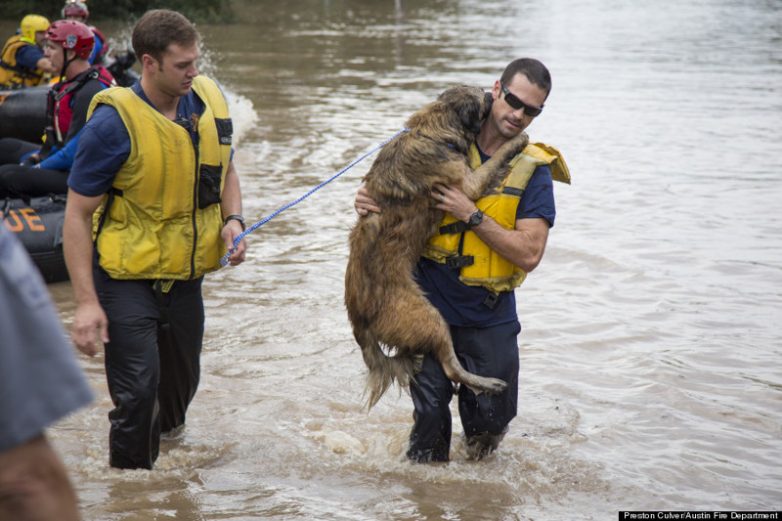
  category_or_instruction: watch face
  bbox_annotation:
[469,210,483,226]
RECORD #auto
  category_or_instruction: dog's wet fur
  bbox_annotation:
[345,85,529,408]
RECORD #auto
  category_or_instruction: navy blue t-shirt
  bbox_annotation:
[68,81,205,197]
[414,148,556,328]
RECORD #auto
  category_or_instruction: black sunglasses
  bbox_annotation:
[501,84,543,117]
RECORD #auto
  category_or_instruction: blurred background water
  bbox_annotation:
[4,0,780,519]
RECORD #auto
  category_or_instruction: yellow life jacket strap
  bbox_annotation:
[523,142,571,184]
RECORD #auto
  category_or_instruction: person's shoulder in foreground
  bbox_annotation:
[0,226,93,451]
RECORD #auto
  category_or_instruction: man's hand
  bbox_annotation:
[71,301,109,357]
[355,184,381,216]
[20,154,41,167]
[432,183,478,223]
[221,221,247,266]
[36,56,54,74]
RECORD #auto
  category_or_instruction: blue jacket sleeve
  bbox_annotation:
[38,129,83,171]
[88,37,102,65]
[15,45,44,70]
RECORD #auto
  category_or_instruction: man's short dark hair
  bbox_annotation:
[132,9,199,63]
[500,58,552,98]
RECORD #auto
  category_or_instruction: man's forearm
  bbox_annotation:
[0,436,81,521]
[63,198,99,305]
[221,161,243,218]
[471,216,549,273]
[433,183,550,273]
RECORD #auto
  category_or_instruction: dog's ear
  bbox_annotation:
[457,93,483,135]
[458,96,481,130]
[483,91,494,117]
[439,86,483,134]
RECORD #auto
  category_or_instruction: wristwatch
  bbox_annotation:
[467,209,484,228]
[223,214,246,231]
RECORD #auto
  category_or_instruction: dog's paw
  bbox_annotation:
[508,131,529,156]
[491,132,528,166]
[483,377,508,394]
[466,376,507,395]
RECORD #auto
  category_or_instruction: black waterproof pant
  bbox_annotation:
[94,266,205,470]
[406,320,521,462]
[0,164,69,199]
[0,137,37,165]
[0,138,67,199]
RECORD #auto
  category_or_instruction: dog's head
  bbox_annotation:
[437,85,493,137]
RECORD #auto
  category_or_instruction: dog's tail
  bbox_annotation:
[356,328,417,409]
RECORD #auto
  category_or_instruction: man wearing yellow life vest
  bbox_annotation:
[63,9,248,470]
[0,14,54,88]
[356,58,570,462]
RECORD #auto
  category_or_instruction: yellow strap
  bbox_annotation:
[471,141,571,185]
[525,142,571,184]
[154,279,176,294]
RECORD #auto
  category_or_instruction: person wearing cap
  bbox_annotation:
[62,1,109,65]
[0,14,54,88]
[64,9,247,470]
[0,20,114,199]
[354,58,571,462]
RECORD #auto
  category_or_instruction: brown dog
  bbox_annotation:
[345,85,528,408]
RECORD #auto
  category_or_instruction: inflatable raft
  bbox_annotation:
[0,87,47,143]
[2,196,68,283]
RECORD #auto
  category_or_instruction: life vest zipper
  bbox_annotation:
[189,137,200,280]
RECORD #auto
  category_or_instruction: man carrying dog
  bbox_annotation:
[63,9,247,470]
[355,58,570,462]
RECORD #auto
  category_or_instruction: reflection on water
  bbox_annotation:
[21,0,782,518]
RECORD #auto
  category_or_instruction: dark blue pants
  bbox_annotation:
[0,137,37,165]
[0,164,69,199]
[0,138,67,200]
[95,267,204,469]
[406,320,521,462]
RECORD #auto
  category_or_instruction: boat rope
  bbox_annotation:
[220,127,409,266]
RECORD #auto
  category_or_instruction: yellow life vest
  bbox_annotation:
[0,35,46,88]
[89,75,233,280]
[422,142,571,293]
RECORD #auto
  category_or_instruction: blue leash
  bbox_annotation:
[220,128,408,266]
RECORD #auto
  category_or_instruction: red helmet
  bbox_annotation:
[46,20,94,60]
[62,1,89,20]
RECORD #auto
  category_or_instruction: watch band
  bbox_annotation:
[223,214,246,231]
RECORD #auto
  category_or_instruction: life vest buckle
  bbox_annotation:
[483,292,500,309]
[439,221,469,234]
[445,255,474,269]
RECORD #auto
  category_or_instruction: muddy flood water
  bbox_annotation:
[3,0,781,519]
